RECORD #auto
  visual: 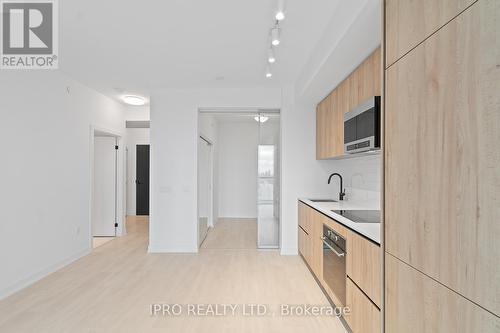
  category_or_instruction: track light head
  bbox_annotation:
[267,48,276,63]
[271,27,280,46]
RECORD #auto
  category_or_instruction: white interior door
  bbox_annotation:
[93,136,117,236]
[198,137,211,246]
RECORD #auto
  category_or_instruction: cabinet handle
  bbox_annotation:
[321,236,345,257]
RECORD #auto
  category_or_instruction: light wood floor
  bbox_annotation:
[201,218,257,249]
[92,236,115,249]
[0,216,346,333]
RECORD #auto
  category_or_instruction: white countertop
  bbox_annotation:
[299,198,381,245]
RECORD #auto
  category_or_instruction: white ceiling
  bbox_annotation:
[60,0,341,101]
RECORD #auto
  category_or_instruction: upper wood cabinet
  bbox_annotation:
[385,0,500,316]
[385,0,475,67]
[316,48,381,160]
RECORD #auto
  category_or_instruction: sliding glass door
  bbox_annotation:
[257,113,280,248]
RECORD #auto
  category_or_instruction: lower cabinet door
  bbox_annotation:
[345,277,380,333]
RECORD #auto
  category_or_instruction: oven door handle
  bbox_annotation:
[321,236,345,257]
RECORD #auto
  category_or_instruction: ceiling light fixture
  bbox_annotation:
[265,65,272,78]
[275,0,286,21]
[254,115,269,123]
[271,27,281,46]
[122,95,146,106]
[268,48,276,63]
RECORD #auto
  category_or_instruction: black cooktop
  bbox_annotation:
[331,210,381,223]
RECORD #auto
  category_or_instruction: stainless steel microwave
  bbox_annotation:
[344,96,381,154]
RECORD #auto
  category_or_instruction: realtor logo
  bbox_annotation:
[1,0,58,69]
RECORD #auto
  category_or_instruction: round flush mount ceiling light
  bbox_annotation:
[267,48,276,63]
[271,27,280,46]
[254,115,269,123]
[122,95,146,106]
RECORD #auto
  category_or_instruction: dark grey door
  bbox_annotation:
[136,145,150,215]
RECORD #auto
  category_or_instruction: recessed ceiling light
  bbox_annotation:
[271,27,280,46]
[275,11,285,21]
[268,48,276,63]
[254,116,269,123]
[122,95,146,106]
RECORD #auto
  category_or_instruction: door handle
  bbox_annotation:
[321,236,345,257]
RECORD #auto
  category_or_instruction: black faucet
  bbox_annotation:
[328,173,346,201]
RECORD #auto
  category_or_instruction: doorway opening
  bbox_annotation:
[197,109,281,250]
[135,145,150,215]
[124,121,151,243]
[91,128,122,249]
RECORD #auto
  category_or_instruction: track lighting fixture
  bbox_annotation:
[275,0,286,21]
[268,48,276,63]
[265,65,272,78]
[271,27,280,46]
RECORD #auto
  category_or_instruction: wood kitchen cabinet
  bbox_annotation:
[309,209,324,280]
[385,0,500,316]
[298,201,383,332]
[385,254,500,332]
[347,231,381,307]
[298,202,313,267]
[298,201,312,234]
[316,48,381,160]
[346,277,381,333]
[316,91,343,159]
[385,0,475,67]
[298,226,312,266]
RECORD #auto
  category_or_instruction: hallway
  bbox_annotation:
[201,218,257,250]
[0,216,346,333]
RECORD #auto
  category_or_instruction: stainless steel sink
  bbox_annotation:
[309,199,338,203]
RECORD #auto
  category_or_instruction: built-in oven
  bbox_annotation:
[344,96,381,154]
[322,225,346,306]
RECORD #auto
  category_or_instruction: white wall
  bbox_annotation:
[124,105,150,121]
[319,155,381,204]
[216,120,258,219]
[0,70,126,300]
[126,128,150,215]
[149,88,281,253]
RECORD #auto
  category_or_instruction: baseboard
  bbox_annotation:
[0,247,91,301]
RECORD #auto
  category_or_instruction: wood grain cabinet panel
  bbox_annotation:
[385,254,500,333]
[298,201,312,234]
[345,277,381,333]
[385,0,476,67]
[298,226,312,266]
[316,48,381,159]
[316,98,328,159]
[385,0,500,315]
[347,231,381,307]
[310,209,324,280]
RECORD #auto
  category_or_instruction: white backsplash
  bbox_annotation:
[320,153,381,207]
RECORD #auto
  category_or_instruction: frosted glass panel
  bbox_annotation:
[257,115,280,249]
[258,145,275,177]
[258,178,274,202]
